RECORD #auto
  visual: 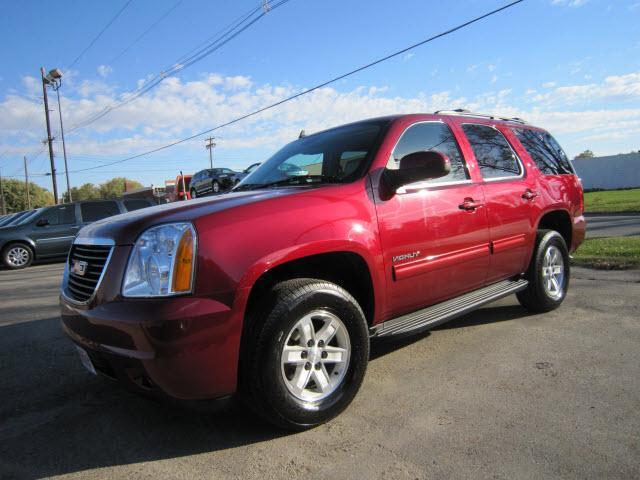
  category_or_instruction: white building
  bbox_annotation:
[571,153,640,190]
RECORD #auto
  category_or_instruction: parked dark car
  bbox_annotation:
[0,198,154,269]
[234,162,261,182]
[189,168,238,197]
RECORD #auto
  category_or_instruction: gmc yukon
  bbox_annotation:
[60,111,585,430]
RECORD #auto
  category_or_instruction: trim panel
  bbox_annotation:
[492,233,526,254]
[393,243,490,281]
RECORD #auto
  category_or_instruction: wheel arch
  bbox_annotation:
[536,209,572,249]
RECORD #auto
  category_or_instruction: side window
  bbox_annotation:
[80,201,120,223]
[462,124,521,180]
[387,122,469,184]
[40,205,76,226]
[123,199,151,211]
[512,128,573,175]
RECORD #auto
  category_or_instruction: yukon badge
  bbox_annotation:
[393,251,421,263]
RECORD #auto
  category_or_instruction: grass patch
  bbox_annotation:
[572,236,640,270]
[584,188,640,213]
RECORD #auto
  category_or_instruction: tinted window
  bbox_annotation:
[462,124,521,179]
[39,205,76,226]
[123,199,151,211]
[387,122,469,184]
[238,122,384,187]
[80,201,120,222]
[222,168,234,174]
[512,128,573,175]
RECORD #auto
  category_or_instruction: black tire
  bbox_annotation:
[2,242,34,270]
[240,278,369,430]
[190,189,197,199]
[517,230,570,313]
[212,181,220,194]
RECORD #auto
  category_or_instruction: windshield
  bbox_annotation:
[5,209,43,226]
[235,121,386,191]
[0,214,17,227]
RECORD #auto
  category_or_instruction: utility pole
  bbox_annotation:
[24,156,31,210]
[23,155,31,210]
[54,83,71,202]
[205,136,216,169]
[40,67,58,204]
[0,167,6,215]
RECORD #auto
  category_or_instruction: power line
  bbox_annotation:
[65,1,284,133]
[108,0,184,65]
[59,0,525,176]
[68,0,134,69]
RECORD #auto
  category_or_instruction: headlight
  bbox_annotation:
[122,222,196,297]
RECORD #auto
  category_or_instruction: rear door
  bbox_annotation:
[30,204,79,257]
[374,121,491,317]
[458,122,537,283]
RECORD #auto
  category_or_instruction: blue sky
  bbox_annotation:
[1,0,639,194]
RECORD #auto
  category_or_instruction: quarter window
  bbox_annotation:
[387,122,469,184]
[462,124,522,180]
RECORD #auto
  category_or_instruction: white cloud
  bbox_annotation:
[97,65,113,78]
[2,70,640,162]
[551,0,588,6]
[542,81,556,88]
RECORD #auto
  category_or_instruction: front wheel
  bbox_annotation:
[517,230,570,313]
[241,279,369,430]
[3,243,33,269]
[212,181,220,194]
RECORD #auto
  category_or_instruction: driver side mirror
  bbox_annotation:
[382,151,451,193]
[36,218,49,227]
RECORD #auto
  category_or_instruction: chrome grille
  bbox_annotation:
[66,244,112,303]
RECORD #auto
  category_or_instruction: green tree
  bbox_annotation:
[574,150,595,160]
[63,182,101,202]
[0,178,54,213]
[99,177,144,199]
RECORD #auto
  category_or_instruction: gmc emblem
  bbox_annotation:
[72,260,89,276]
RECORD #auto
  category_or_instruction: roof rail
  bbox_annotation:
[433,109,528,125]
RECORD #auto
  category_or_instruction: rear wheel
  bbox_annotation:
[241,278,369,430]
[212,181,220,194]
[2,243,33,269]
[517,230,570,313]
[190,189,197,199]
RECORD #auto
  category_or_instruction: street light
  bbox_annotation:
[43,68,72,203]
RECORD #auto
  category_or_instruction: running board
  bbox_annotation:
[370,278,528,338]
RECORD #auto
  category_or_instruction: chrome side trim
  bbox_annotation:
[73,236,115,246]
[61,246,114,307]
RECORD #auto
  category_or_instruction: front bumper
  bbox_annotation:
[60,292,243,401]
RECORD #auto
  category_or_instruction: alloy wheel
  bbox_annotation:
[542,245,565,300]
[281,310,351,402]
[7,246,30,267]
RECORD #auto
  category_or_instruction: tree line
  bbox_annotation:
[0,177,143,214]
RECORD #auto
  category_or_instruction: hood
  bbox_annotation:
[77,188,302,245]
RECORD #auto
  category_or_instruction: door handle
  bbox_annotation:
[459,198,483,211]
[522,189,538,201]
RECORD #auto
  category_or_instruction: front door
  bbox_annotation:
[374,121,491,319]
[30,204,79,257]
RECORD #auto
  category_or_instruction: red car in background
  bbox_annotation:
[167,174,192,202]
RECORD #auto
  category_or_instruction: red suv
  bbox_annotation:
[60,111,585,429]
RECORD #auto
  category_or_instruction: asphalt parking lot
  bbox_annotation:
[1,263,639,479]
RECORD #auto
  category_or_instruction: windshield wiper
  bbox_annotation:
[234,175,339,191]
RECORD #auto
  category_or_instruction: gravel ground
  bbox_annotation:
[0,263,638,479]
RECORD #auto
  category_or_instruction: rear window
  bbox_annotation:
[123,199,152,212]
[513,128,573,175]
[80,201,120,222]
[462,124,522,180]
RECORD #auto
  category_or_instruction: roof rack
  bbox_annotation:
[433,108,528,125]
